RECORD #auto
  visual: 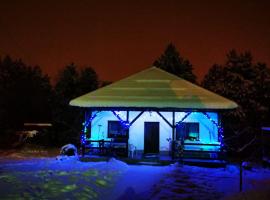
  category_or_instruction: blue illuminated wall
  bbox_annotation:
[86,111,221,152]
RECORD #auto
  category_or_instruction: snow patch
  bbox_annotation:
[56,155,79,161]
[226,164,239,174]
[60,144,78,156]
[107,158,129,170]
[1,157,270,200]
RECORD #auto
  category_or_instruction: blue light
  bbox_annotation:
[83,112,98,130]
[81,110,224,152]
[202,112,224,147]
[112,111,130,129]
[81,112,99,144]
[80,133,87,145]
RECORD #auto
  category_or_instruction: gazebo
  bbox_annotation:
[70,67,237,159]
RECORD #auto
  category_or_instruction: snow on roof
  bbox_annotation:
[69,67,238,110]
[24,123,52,127]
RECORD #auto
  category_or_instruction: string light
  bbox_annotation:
[202,112,224,147]
[175,111,224,149]
[112,111,130,129]
[80,133,87,145]
[81,112,98,144]
[81,110,224,150]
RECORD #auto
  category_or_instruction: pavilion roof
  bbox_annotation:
[69,67,238,110]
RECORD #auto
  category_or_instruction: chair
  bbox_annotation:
[128,144,136,158]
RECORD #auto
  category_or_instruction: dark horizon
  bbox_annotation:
[1,0,269,82]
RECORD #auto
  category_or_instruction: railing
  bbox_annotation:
[82,138,128,157]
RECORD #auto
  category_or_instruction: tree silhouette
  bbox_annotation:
[52,63,99,146]
[78,67,99,95]
[153,43,196,83]
[203,50,270,123]
[202,50,270,153]
[0,56,52,147]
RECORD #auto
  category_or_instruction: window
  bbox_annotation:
[176,122,199,141]
[107,121,128,138]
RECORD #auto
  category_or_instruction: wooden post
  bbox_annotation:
[87,110,92,139]
[172,111,175,140]
[127,110,129,122]
[172,111,176,159]
[126,110,130,157]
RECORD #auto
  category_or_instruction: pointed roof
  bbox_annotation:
[69,67,237,110]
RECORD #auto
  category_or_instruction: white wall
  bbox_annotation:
[129,111,172,152]
[89,111,219,151]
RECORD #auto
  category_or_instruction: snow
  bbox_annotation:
[113,164,173,200]
[0,156,270,199]
[60,143,78,156]
[148,164,270,200]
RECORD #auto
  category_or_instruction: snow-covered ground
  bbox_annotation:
[0,156,270,199]
[149,164,270,200]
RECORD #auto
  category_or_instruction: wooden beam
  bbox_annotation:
[156,111,173,128]
[129,111,144,126]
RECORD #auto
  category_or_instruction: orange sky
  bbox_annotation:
[0,0,269,82]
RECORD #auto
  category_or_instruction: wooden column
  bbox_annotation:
[87,110,92,139]
[127,110,129,122]
[126,110,130,157]
[172,111,176,141]
[172,111,176,159]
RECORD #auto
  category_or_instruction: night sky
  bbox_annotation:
[0,0,269,82]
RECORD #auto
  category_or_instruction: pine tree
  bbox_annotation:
[202,50,270,152]
[153,43,196,83]
[0,56,52,147]
[53,63,99,145]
